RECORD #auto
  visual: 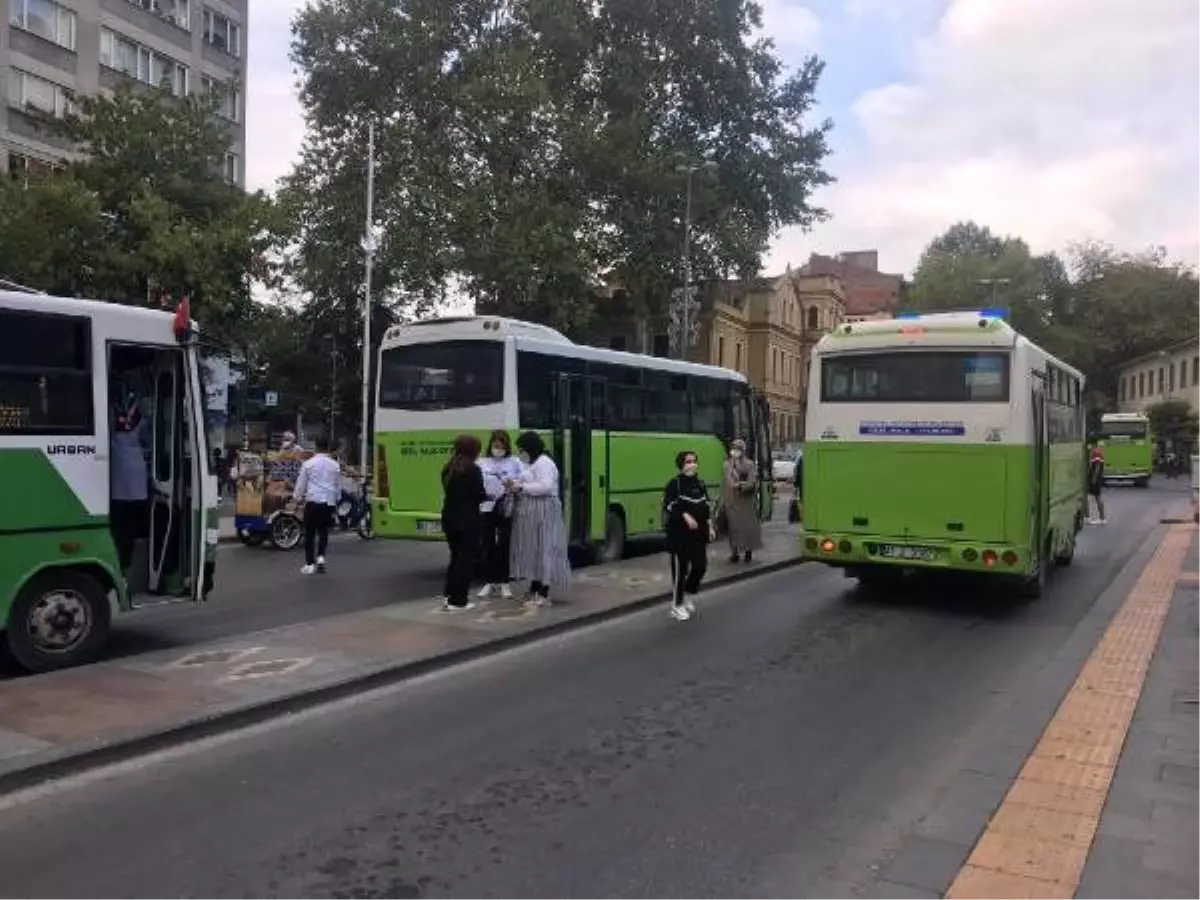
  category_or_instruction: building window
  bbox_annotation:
[1169,362,1176,393]
[202,7,241,56]
[6,152,60,180]
[1179,360,1187,390]
[7,69,75,118]
[806,306,819,330]
[1138,371,1145,397]
[100,29,189,96]
[127,0,190,29]
[735,343,743,372]
[222,151,239,184]
[202,75,240,122]
[1193,356,1198,387]
[1158,367,1164,394]
[9,0,76,50]
[717,335,725,367]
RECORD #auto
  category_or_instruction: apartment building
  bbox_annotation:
[2,0,246,185]
[1116,337,1200,415]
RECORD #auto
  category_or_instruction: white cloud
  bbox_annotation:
[768,0,1200,276]
[758,0,821,53]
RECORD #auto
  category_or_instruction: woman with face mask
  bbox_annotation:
[662,450,714,622]
[506,431,571,606]
[477,430,523,599]
[721,438,763,563]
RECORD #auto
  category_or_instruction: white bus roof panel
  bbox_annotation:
[0,290,193,344]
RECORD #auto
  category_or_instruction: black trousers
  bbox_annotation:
[480,509,513,585]
[110,500,146,570]
[303,502,334,566]
[669,538,708,606]
[445,528,479,606]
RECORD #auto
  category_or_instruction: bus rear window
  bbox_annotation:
[1101,421,1147,439]
[378,340,504,410]
[821,351,1010,403]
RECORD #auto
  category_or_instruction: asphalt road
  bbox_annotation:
[0,483,1182,898]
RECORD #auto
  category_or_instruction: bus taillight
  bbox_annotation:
[982,550,999,568]
[377,444,390,499]
[821,538,835,553]
[1001,550,1019,566]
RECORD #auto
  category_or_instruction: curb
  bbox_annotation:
[0,556,810,797]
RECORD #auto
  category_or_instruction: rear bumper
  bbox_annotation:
[799,530,1034,577]
[1103,470,1150,480]
[372,503,446,541]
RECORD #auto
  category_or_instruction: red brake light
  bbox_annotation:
[821,539,835,553]
[172,295,191,340]
[376,444,390,499]
[982,550,999,568]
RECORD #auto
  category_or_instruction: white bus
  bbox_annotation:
[802,310,1087,597]
[0,291,218,671]
[372,316,775,561]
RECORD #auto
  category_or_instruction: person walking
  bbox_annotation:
[662,450,714,622]
[477,429,522,600]
[440,434,487,610]
[294,436,341,575]
[1087,446,1107,525]
[508,431,571,606]
[721,438,763,562]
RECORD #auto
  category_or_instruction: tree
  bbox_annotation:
[1146,399,1198,456]
[0,83,285,341]
[283,0,832,336]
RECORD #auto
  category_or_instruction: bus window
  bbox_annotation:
[0,309,93,435]
[379,340,503,411]
[1100,419,1148,439]
[821,351,1010,403]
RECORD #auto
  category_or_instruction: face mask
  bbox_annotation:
[491,448,505,458]
[519,452,531,464]
[683,463,698,477]
[730,449,743,459]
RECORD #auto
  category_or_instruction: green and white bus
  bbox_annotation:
[0,291,218,672]
[1096,412,1152,486]
[372,316,775,561]
[801,310,1086,597]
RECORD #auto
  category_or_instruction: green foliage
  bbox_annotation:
[0,83,286,341]
[283,0,832,331]
[1147,399,1199,450]
[909,223,1200,412]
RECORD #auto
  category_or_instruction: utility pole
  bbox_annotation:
[669,162,714,360]
[359,121,377,477]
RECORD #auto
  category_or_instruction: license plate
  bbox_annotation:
[879,544,935,561]
[417,519,442,535]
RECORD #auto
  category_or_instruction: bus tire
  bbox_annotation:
[1136,477,1150,488]
[601,509,626,563]
[1019,547,1049,599]
[6,570,111,673]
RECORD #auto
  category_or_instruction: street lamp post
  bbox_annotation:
[669,162,714,360]
[359,121,377,478]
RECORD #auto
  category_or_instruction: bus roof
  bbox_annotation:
[814,310,1084,380]
[0,290,192,336]
[381,315,748,383]
[1101,412,1149,422]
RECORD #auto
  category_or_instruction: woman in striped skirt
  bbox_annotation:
[507,431,572,605]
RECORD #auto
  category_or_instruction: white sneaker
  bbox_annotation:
[300,564,316,575]
[441,600,477,612]
[1098,518,1108,525]
[500,583,514,599]
[683,597,696,615]
[316,555,326,573]
[670,604,691,622]
[477,584,495,599]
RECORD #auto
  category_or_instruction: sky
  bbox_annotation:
[246,0,1200,279]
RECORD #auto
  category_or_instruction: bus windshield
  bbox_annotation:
[1101,420,1148,439]
[378,340,504,410]
[821,351,1010,403]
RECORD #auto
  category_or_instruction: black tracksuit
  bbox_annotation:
[662,473,712,606]
[441,463,487,607]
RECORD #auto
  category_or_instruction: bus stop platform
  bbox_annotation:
[0,529,805,795]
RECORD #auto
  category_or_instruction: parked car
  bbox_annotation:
[772,452,797,481]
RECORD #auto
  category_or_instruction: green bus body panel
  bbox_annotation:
[0,449,126,621]
[801,441,1084,577]
[374,429,728,543]
[1097,436,1153,479]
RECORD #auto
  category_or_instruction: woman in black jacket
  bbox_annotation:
[662,449,714,622]
[441,434,487,610]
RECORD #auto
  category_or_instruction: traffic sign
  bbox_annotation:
[264,391,279,407]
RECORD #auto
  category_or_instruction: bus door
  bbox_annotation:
[751,390,775,521]
[552,373,594,547]
[147,353,183,596]
[1030,375,1048,561]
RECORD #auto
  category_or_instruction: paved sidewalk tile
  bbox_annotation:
[0,529,804,790]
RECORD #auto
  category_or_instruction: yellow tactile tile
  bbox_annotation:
[946,525,1192,899]
[948,864,1075,899]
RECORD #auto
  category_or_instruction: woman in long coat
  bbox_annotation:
[721,438,763,562]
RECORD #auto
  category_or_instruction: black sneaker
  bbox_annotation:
[743,551,752,563]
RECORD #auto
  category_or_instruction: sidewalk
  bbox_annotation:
[0,528,804,794]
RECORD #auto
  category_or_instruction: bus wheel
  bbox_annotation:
[7,570,111,673]
[1019,547,1049,599]
[601,510,626,563]
[1136,477,1150,488]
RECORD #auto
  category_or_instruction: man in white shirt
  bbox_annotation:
[293,437,341,574]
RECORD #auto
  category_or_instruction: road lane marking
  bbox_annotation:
[945,523,1194,900]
